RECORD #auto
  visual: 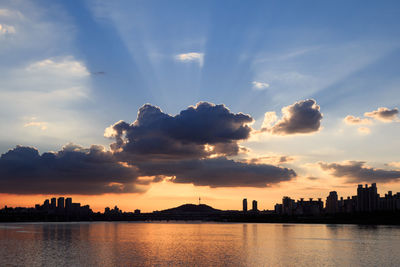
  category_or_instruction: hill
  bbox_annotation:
[159,204,221,214]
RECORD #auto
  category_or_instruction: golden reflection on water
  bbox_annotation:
[1,222,400,266]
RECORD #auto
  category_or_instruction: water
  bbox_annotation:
[0,222,399,266]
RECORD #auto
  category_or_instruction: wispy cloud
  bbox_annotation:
[252,81,270,90]
[0,8,24,18]
[175,52,204,67]
[26,57,89,77]
[357,127,370,135]
[343,115,372,125]
[0,24,16,35]
[387,162,400,169]
[24,121,48,130]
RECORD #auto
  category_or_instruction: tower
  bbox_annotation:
[50,198,56,210]
[326,191,338,214]
[252,200,258,211]
[243,198,248,212]
[65,197,72,210]
[57,197,65,209]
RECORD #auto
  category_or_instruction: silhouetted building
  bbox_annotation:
[57,197,65,209]
[295,198,323,215]
[104,205,122,216]
[274,204,282,214]
[65,198,72,210]
[357,183,379,212]
[243,198,248,212]
[282,196,295,215]
[326,191,338,214]
[252,200,258,211]
[134,209,141,214]
[379,191,400,211]
[43,199,50,210]
[50,198,56,210]
[276,183,400,216]
[278,196,323,215]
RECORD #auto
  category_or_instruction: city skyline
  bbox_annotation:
[2,182,399,215]
[1,1,400,212]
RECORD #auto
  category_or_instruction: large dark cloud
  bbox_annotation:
[0,144,141,194]
[106,102,253,161]
[319,161,400,182]
[265,99,323,135]
[136,157,296,187]
[102,102,297,187]
[364,107,399,122]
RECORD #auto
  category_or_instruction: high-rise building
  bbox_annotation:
[57,197,65,209]
[252,200,258,211]
[65,198,72,210]
[326,191,338,214]
[357,183,379,212]
[282,196,295,215]
[243,198,248,212]
[50,198,56,210]
[43,199,50,210]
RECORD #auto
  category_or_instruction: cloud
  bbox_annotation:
[0,8,23,18]
[343,115,372,125]
[136,157,296,188]
[0,144,142,195]
[1,57,90,100]
[26,57,89,77]
[24,121,47,131]
[343,107,399,134]
[387,162,400,169]
[319,161,400,183]
[247,155,295,165]
[357,127,370,135]
[263,99,323,135]
[261,111,278,129]
[364,107,399,122]
[175,52,204,67]
[0,56,92,144]
[252,81,270,90]
[103,102,297,188]
[106,102,253,161]
[0,24,16,35]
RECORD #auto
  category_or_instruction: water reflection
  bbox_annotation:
[0,222,400,266]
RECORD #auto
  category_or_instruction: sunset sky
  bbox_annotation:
[1,0,400,212]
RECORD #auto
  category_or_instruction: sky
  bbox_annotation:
[1,0,400,212]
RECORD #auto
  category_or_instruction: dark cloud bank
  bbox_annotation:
[0,102,305,195]
[0,144,140,194]
[320,161,400,183]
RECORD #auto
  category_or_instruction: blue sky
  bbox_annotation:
[1,0,400,211]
